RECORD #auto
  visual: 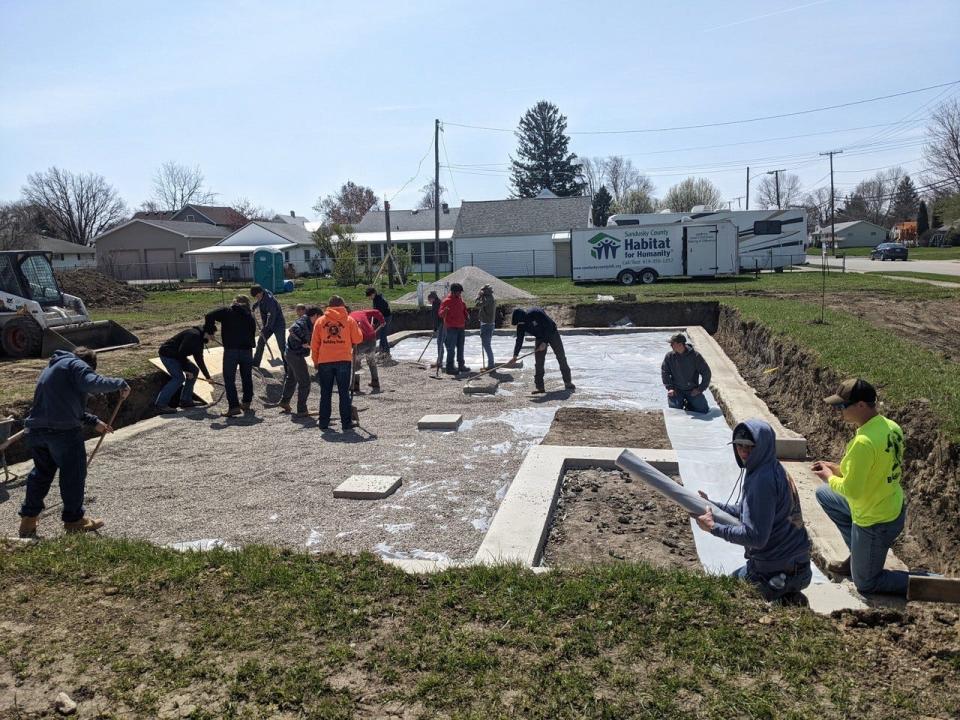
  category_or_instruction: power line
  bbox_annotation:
[386,135,436,203]
[438,125,460,202]
[443,80,959,136]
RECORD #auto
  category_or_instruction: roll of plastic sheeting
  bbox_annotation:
[615,449,742,527]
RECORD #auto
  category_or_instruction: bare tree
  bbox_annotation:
[613,186,659,214]
[577,157,606,197]
[604,156,644,206]
[754,173,802,209]
[0,200,51,250]
[840,167,906,227]
[923,98,960,193]
[22,167,127,245]
[231,198,273,222]
[313,181,381,224]
[148,161,217,211]
[802,187,839,231]
[416,180,447,210]
[662,177,722,212]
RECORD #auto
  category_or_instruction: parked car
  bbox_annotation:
[869,242,908,261]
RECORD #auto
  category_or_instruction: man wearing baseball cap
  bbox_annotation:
[811,378,909,596]
[661,333,711,414]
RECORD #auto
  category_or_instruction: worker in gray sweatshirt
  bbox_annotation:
[661,333,711,414]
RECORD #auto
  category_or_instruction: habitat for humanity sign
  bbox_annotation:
[571,224,684,281]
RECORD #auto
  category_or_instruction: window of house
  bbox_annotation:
[411,242,422,264]
[424,244,435,264]
[304,249,311,261]
[56,254,64,261]
[753,220,783,235]
[284,251,290,261]
[240,253,250,261]
[371,244,382,260]
[439,241,449,264]
[185,214,195,222]
[870,231,877,236]
[358,246,368,263]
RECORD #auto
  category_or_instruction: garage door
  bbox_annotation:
[145,249,178,279]
[108,250,140,280]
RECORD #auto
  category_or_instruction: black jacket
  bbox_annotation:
[158,327,211,379]
[205,304,256,350]
[372,293,391,318]
[513,308,557,357]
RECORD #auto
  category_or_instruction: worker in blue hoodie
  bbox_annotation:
[693,418,812,603]
[509,307,575,394]
[18,347,129,539]
[250,284,286,368]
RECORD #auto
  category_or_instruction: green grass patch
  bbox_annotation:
[871,271,960,284]
[725,297,960,439]
[2,537,955,718]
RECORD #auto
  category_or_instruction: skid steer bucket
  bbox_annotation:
[41,320,139,357]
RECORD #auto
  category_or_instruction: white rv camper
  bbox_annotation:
[571,221,738,285]
[607,208,807,271]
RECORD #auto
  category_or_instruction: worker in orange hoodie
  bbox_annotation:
[310,295,363,431]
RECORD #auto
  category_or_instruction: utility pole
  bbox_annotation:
[745,167,750,210]
[820,150,843,257]
[434,118,440,281]
[384,200,394,289]
[767,169,786,209]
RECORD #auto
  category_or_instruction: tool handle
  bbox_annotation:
[468,350,535,380]
[0,429,25,452]
[416,334,434,363]
[87,394,126,468]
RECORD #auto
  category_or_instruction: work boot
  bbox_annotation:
[369,382,381,391]
[278,402,292,413]
[18,515,38,539]
[64,517,104,534]
[221,406,243,417]
[180,400,205,409]
[827,556,851,576]
[292,411,310,418]
[155,405,178,414]
[564,383,576,391]
[532,387,546,395]
[240,402,251,412]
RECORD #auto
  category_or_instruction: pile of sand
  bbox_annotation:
[55,268,146,307]
[394,266,534,305]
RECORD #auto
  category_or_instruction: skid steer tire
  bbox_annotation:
[1,316,44,358]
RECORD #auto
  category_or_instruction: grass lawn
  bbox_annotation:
[2,536,955,719]
[725,297,960,440]
[871,271,960,284]
[806,245,960,260]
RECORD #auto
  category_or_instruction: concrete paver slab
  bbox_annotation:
[333,475,402,500]
[417,414,463,430]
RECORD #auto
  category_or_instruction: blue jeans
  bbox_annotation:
[480,323,495,369]
[377,316,392,353]
[815,484,909,596]
[667,388,709,414]
[733,562,812,601]
[156,357,197,407]
[435,325,446,366]
[20,427,87,522]
[318,361,353,428]
[444,327,465,371]
[223,347,254,409]
[254,325,286,367]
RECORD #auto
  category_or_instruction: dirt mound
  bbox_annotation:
[394,266,534,305]
[715,305,960,575]
[55,268,145,307]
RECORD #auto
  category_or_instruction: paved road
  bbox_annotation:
[810,254,960,277]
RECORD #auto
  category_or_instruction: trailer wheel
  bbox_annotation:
[616,270,637,286]
[1,317,44,358]
[639,269,658,285]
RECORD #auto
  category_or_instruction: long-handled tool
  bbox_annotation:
[1,426,24,484]
[87,394,125,468]
[349,348,361,427]
[466,350,535,382]
[415,333,434,367]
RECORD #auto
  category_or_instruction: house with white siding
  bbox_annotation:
[811,220,889,249]
[185,221,326,281]
[22,236,97,270]
[451,194,593,277]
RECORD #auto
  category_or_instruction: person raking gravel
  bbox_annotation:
[509,307,574,394]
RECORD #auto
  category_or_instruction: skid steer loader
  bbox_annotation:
[0,250,139,359]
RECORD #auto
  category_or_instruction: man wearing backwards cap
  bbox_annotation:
[812,378,909,596]
[661,333,712,414]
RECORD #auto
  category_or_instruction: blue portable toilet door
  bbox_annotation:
[253,249,282,293]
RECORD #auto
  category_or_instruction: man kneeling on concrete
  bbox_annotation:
[694,419,812,603]
[510,307,574,394]
[18,347,130,538]
[812,379,909,596]
[661,333,711,414]
[155,325,215,412]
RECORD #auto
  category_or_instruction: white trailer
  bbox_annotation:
[571,221,738,285]
[607,208,807,271]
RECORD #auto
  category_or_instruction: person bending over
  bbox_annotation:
[509,307,574,394]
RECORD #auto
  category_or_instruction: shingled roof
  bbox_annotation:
[453,196,592,237]
[354,206,460,233]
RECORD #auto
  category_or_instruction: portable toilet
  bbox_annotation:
[253,248,284,293]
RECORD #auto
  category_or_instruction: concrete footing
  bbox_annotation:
[333,475,402,500]
[417,414,463,431]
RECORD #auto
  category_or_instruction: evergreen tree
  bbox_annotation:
[931,205,943,229]
[591,186,613,226]
[890,176,920,223]
[917,200,929,236]
[509,101,585,198]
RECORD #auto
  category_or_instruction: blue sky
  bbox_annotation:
[1,0,958,218]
